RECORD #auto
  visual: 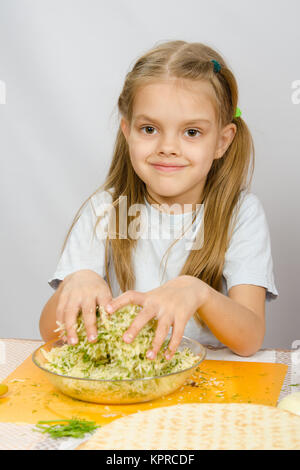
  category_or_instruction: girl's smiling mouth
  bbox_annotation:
[151,163,188,172]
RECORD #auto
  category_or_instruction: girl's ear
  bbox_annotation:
[121,117,130,142]
[215,123,237,160]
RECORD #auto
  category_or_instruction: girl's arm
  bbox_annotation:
[105,276,266,359]
[40,282,64,343]
[197,282,266,356]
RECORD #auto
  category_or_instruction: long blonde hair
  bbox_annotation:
[60,40,254,325]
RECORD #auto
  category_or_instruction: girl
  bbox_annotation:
[40,40,278,359]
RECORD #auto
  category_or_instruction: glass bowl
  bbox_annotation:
[32,336,206,404]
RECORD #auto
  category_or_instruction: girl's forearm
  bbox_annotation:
[196,281,265,357]
[39,283,63,342]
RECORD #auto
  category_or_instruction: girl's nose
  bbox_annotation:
[157,134,180,156]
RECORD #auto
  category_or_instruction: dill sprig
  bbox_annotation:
[33,418,100,439]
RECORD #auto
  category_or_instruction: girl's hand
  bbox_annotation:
[105,275,209,360]
[56,269,113,345]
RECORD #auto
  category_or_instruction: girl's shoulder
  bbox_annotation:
[236,190,265,215]
[231,190,268,234]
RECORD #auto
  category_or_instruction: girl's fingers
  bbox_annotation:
[81,301,98,342]
[146,317,172,360]
[106,290,145,314]
[97,293,113,317]
[122,307,154,343]
[64,302,81,345]
[56,293,69,325]
[164,321,185,360]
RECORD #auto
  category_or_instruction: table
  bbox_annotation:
[0,338,299,450]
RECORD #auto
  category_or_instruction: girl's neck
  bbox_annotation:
[145,190,203,214]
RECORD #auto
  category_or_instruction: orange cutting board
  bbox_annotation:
[0,355,287,425]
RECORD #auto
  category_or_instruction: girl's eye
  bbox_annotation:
[140,126,201,138]
[185,129,201,138]
[140,126,157,135]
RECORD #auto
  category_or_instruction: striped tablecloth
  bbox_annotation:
[0,338,299,450]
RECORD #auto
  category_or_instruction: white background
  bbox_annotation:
[0,0,299,347]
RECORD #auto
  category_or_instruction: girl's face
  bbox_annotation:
[121,78,236,212]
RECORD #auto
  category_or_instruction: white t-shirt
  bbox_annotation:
[48,189,279,347]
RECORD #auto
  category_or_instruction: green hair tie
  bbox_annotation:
[234,107,242,118]
[211,59,221,73]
